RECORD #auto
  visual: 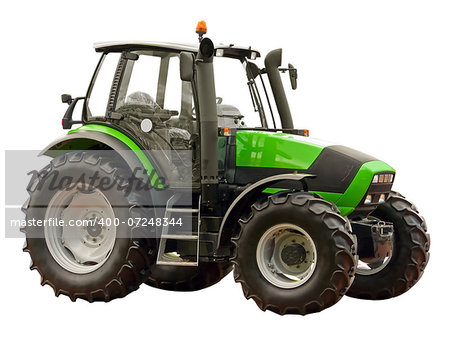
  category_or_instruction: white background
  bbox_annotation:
[1,0,449,339]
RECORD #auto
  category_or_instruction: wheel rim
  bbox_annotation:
[256,224,317,289]
[44,186,117,274]
[356,255,392,276]
[355,233,394,276]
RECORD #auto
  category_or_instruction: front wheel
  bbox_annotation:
[346,191,430,299]
[232,192,357,315]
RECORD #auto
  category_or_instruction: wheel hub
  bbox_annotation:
[44,187,117,274]
[281,243,306,266]
[256,224,317,289]
[86,215,102,237]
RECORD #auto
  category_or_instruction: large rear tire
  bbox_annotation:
[22,152,155,302]
[232,192,357,315]
[346,191,430,299]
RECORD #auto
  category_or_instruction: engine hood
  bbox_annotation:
[234,130,394,195]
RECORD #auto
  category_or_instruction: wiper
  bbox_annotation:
[259,75,277,129]
[247,81,257,112]
[246,62,277,129]
[247,79,268,128]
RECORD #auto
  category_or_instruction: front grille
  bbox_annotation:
[350,172,395,218]
[363,182,393,205]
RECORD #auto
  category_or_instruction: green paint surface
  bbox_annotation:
[69,124,163,188]
[236,130,325,170]
[262,161,394,216]
[334,160,395,215]
[310,191,343,204]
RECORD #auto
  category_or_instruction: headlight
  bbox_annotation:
[364,194,372,204]
[372,173,394,184]
[216,48,224,57]
[360,173,395,208]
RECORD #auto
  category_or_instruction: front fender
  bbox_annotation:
[215,173,314,252]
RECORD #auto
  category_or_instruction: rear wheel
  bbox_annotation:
[347,191,430,299]
[232,192,357,315]
[22,152,155,302]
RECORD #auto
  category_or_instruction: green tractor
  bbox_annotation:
[22,23,430,315]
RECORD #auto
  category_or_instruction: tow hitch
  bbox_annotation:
[351,219,394,264]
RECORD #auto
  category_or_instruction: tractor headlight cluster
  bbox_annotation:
[361,173,395,206]
[372,173,394,184]
[364,194,372,204]
[363,193,387,205]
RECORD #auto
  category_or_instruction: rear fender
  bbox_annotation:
[39,128,172,220]
[40,129,161,186]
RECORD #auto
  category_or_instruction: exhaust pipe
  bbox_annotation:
[196,38,218,205]
[264,49,294,129]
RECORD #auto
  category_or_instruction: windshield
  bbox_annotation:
[213,57,278,129]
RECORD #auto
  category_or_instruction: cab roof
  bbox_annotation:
[93,41,261,59]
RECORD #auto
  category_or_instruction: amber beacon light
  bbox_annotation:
[196,20,207,41]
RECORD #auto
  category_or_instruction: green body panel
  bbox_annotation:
[69,124,163,188]
[262,160,395,216]
[236,130,325,170]
[333,160,395,215]
[310,191,343,205]
[236,130,395,215]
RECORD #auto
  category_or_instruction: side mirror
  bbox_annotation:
[180,52,195,81]
[61,93,73,105]
[288,63,297,90]
[62,97,84,129]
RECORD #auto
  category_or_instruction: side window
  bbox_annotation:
[256,74,281,129]
[164,56,182,111]
[119,55,161,109]
[214,58,261,128]
[116,54,182,113]
[87,53,121,117]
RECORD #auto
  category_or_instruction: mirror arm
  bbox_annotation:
[278,65,298,90]
[62,97,85,129]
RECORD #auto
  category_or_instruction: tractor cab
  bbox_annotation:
[59,33,295,198]
[63,38,300,143]
[60,31,306,196]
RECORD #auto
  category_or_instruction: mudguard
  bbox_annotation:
[215,173,314,251]
[40,124,162,187]
[39,125,175,222]
[39,131,157,184]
